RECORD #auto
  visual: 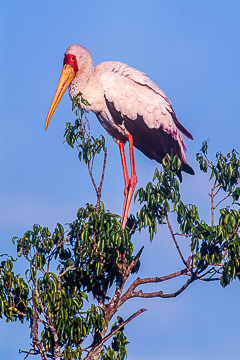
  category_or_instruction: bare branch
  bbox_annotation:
[59,265,76,278]
[90,152,95,174]
[96,147,108,214]
[99,148,108,194]
[119,268,190,306]
[198,276,221,282]
[88,161,98,194]
[173,232,191,237]
[58,265,76,292]
[210,182,218,226]
[127,246,144,275]
[19,348,41,359]
[166,214,189,269]
[214,193,232,210]
[213,186,221,197]
[84,308,147,360]
[130,275,195,299]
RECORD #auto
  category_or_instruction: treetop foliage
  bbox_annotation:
[0,101,239,359]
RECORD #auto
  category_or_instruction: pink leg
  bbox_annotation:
[119,134,138,229]
[119,142,129,219]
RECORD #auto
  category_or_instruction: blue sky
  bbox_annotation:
[1,1,240,359]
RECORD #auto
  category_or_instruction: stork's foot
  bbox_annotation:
[121,176,137,229]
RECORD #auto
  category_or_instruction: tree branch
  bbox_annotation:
[32,265,62,359]
[126,246,144,277]
[210,184,215,226]
[214,192,232,210]
[132,275,195,299]
[84,308,147,360]
[87,161,98,194]
[19,348,41,359]
[58,265,76,292]
[166,214,189,269]
[96,147,107,214]
[32,290,47,360]
[119,268,190,306]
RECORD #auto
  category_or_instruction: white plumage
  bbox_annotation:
[65,44,193,170]
[45,44,194,228]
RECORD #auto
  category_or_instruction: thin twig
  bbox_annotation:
[213,186,221,197]
[173,232,191,237]
[197,275,221,281]
[214,193,232,210]
[87,161,98,194]
[96,147,108,214]
[19,348,40,359]
[210,186,215,226]
[90,153,95,174]
[166,214,189,268]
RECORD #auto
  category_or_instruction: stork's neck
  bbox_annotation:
[68,58,94,100]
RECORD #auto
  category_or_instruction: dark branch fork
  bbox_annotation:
[119,268,193,305]
[86,246,197,359]
[86,210,226,358]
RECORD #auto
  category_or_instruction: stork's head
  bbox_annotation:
[45,44,93,130]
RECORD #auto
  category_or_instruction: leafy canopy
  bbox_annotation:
[0,100,239,359]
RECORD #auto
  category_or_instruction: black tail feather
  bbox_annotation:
[176,163,195,182]
[182,163,195,176]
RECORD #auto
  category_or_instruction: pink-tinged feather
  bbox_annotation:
[46,44,194,230]
[64,44,194,177]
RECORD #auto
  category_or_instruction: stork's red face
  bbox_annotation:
[63,54,78,73]
[45,54,78,130]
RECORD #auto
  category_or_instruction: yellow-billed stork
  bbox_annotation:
[45,44,194,229]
